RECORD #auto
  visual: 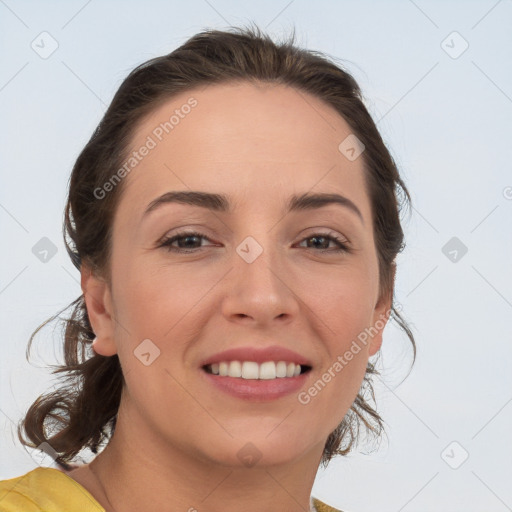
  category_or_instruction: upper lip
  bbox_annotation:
[200,345,313,367]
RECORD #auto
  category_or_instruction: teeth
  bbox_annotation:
[207,361,306,379]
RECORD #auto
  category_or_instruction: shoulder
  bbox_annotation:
[0,469,43,512]
[0,467,104,512]
[312,496,345,512]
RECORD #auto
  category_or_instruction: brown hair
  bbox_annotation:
[17,23,416,470]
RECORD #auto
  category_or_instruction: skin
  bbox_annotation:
[64,81,393,512]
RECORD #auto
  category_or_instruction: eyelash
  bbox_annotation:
[158,230,351,254]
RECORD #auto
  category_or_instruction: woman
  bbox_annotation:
[0,25,415,512]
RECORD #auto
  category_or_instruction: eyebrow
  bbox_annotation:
[142,190,364,224]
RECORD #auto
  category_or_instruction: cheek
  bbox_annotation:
[298,339,370,443]
[307,264,377,339]
[304,267,376,408]
[112,259,221,344]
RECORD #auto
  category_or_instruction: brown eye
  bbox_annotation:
[297,233,350,253]
[159,231,211,253]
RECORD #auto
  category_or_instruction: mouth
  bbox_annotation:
[200,361,313,401]
[202,361,313,379]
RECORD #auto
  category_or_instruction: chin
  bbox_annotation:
[199,435,312,469]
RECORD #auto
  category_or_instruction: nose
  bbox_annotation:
[220,236,300,327]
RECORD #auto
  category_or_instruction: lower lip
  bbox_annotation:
[201,368,310,401]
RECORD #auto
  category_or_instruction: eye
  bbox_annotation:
[158,230,350,254]
[158,231,214,253]
[296,232,350,253]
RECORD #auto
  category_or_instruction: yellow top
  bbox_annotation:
[0,467,342,512]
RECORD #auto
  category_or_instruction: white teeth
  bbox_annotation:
[276,361,287,378]
[259,361,276,380]
[219,361,229,376]
[228,360,242,378]
[207,360,306,379]
[241,361,259,379]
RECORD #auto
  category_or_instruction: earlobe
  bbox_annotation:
[368,306,391,357]
[80,263,118,357]
[368,263,396,357]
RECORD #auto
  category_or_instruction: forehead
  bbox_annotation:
[116,81,370,223]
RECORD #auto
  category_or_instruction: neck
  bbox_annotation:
[87,402,324,512]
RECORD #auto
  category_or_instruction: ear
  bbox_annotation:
[81,263,117,356]
[368,262,396,357]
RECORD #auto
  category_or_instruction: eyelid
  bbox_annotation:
[157,225,350,243]
[301,227,350,244]
[156,225,214,243]
[157,228,352,254]
[156,230,217,252]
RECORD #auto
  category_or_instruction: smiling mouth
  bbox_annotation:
[202,361,312,380]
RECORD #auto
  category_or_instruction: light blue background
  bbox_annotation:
[1,1,511,511]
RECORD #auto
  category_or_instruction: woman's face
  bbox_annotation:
[86,81,392,468]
